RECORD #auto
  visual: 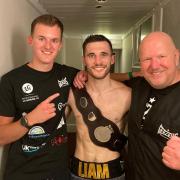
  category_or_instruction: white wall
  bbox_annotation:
[162,0,180,48]
[121,0,166,72]
[0,0,42,77]
[64,37,84,69]
[120,0,180,73]
[0,0,42,178]
[121,32,133,72]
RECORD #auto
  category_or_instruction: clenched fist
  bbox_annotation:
[162,136,180,170]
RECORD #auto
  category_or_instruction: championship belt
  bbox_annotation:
[72,86,127,152]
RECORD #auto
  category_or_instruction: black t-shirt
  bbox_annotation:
[126,77,180,180]
[0,63,78,180]
[141,81,180,128]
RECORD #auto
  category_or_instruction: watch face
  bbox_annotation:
[20,116,30,129]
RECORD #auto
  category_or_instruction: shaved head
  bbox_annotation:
[139,32,176,58]
[139,31,180,89]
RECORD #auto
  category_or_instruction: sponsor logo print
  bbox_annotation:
[22,95,39,102]
[58,77,69,88]
[22,143,46,153]
[22,126,48,153]
[157,124,178,140]
[58,102,67,111]
[57,117,65,129]
[28,126,49,139]
[51,135,67,146]
[22,83,33,94]
[21,83,39,102]
[142,97,156,120]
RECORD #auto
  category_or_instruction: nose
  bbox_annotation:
[150,57,160,69]
[44,40,51,49]
[94,55,102,65]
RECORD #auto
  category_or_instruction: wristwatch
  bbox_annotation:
[20,114,31,129]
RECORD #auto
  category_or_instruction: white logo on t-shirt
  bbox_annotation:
[58,102,67,111]
[57,117,65,129]
[22,83,33,94]
[58,77,69,88]
[157,124,178,139]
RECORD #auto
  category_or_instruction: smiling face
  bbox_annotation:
[139,32,180,89]
[83,41,114,79]
[28,23,62,68]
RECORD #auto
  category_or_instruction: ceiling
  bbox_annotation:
[30,0,163,37]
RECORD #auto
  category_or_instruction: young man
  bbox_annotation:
[67,35,131,180]
[0,14,78,180]
[74,32,180,180]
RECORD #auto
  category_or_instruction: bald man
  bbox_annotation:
[127,32,180,180]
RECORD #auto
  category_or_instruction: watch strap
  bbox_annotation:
[20,114,31,129]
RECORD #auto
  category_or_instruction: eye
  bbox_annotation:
[158,55,165,59]
[87,53,95,59]
[100,52,109,57]
[141,57,152,63]
[38,37,44,41]
[52,39,60,43]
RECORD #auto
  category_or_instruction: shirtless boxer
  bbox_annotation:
[67,35,131,180]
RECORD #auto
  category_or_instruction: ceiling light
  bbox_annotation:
[96,0,108,4]
[96,5,102,8]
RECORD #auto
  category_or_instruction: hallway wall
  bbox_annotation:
[0,0,43,179]
[120,0,180,72]
[0,0,43,78]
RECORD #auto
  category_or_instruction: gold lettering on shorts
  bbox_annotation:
[96,164,109,179]
[78,161,109,179]
[78,161,84,177]
[88,163,96,178]
[84,162,88,177]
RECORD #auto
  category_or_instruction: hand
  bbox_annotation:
[26,93,60,126]
[162,136,180,170]
[73,70,87,89]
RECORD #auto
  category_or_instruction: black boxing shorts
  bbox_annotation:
[70,156,124,179]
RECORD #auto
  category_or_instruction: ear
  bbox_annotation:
[82,55,86,66]
[27,36,33,45]
[175,49,180,66]
[59,42,63,51]
[82,56,87,70]
[111,53,115,65]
